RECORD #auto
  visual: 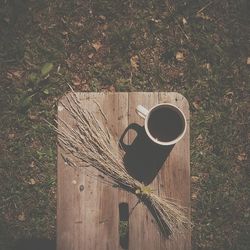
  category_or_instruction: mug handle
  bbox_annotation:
[136,105,149,119]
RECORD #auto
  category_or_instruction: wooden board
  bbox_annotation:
[57,92,190,250]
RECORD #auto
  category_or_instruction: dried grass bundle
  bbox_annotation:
[52,90,191,238]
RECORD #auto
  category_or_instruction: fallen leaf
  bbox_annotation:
[18,212,25,221]
[41,63,53,77]
[75,19,84,27]
[237,152,247,161]
[99,15,106,20]
[192,193,198,200]
[130,55,140,70]
[176,51,185,62]
[202,63,211,70]
[43,89,49,95]
[30,161,35,168]
[192,102,200,110]
[61,31,68,36]
[7,70,23,80]
[28,112,38,121]
[8,133,15,139]
[196,12,212,21]
[151,18,160,23]
[191,176,199,183]
[88,53,94,59]
[72,75,81,86]
[224,91,234,104]
[197,134,203,140]
[182,17,187,25]
[92,41,102,51]
[247,57,250,65]
[225,91,234,97]
[193,96,201,110]
[29,178,36,185]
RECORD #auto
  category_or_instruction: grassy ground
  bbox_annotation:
[0,0,249,249]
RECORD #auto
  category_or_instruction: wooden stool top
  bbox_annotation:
[57,92,190,250]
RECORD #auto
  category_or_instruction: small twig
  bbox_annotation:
[197,1,214,14]
[166,4,190,41]
[128,200,141,217]
[177,22,190,41]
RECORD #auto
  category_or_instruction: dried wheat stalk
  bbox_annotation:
[52,90,191,238]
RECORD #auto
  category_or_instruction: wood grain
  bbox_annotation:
[57,92,190,250]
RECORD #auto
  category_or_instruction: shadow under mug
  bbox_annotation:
[136,103,187,146]
[119,123,173,185]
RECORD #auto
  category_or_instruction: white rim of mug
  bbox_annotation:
[144,103,187,146]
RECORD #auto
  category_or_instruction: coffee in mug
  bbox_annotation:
[136,103,186,146]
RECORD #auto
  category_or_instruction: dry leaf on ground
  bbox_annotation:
[99,15,106,20]
[176,51,185,62]
[61,31,68,36]
[192,192,198,200]
[8,133,15,139]
[193,96,201,110]
[182,17,187,25]
[191,176,199,183]
[202,63,211,70]
[237,152,247,161]
[130,55,140,70]
[196,134,203,140]
[88,53,94,59]
[193,102,200,110]
[28,112,38,121]
[196,12,212,21]
[18,212,25,221]
[29,178,36,185]
[72,75,81,86]
[92,41,102,51]
[7,70,23,80]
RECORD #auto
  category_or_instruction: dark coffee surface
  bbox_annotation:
[148,107,184,142]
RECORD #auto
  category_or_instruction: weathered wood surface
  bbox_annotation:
[57,92,190,250]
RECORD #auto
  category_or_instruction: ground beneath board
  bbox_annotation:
[0,0,249,249]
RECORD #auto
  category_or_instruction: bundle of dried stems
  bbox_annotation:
[52,89,191,238]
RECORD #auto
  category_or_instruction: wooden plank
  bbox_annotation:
[57,93,105,250]
[158,92,190,250]
[116,93,129,250]
[96,93,119,250]
[127,92,161,250]
[57,92,190,250]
